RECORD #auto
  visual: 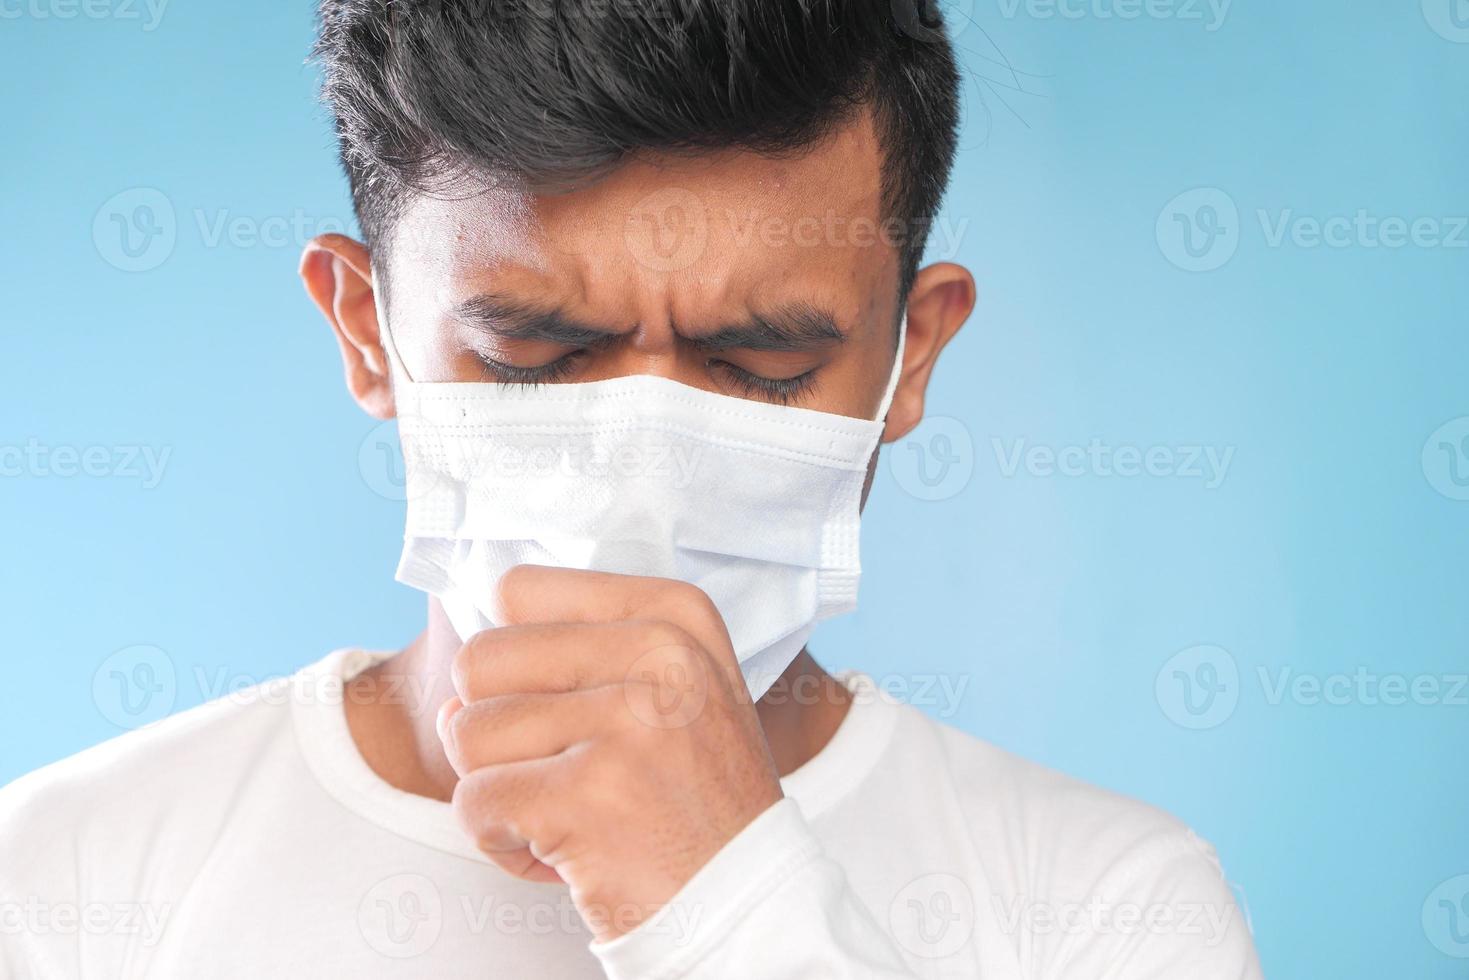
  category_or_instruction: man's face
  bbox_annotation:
[377,112,902,422]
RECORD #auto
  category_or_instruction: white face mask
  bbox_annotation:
[381,309,905,700]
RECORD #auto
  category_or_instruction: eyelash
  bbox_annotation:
[477,351,584,386]
[475,351,819,404]
[711,361,819,405]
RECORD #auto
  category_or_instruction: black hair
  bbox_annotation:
[313,0,961,299]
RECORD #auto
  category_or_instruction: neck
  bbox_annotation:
[344,598,852,803]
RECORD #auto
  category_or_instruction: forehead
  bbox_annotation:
[382,113,897,328]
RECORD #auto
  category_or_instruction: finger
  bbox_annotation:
[488,848,562,885]
[442,687,624,774]
[435,695,463,745]
[451,753,573,867]
[492,565,736,664]
[452,619,706,703]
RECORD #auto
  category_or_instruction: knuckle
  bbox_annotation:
[642,619,699,654]
[450,768,493,823]
[660,644,709,691]
[450,768,482,812]
[445,703,478,763]
[452,772,512,848]
[453,627,527,699]
[456,693,528,736]
[626,623,712,701]
[484,692,535,728]
[493,564,536,622]
[651,580,726,641]
[448,699,504,761]
[580,741,634,800]
[669,578,721,619]
[450,640,479,698]
[487,848,545,882]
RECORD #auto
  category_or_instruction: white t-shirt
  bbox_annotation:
[0,649,1262,979]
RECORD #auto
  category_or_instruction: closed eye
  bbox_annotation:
[710,360,819,404]
[476,350,586,386]
[473,348,821,403]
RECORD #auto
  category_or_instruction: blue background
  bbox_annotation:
[2,3,1466,976]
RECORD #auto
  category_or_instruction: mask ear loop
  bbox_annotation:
[373,289,414,387]
[873,311,908,423]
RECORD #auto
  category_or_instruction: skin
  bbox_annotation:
[300,109,975,942]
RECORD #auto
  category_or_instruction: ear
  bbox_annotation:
[884,262,976,442]
[300,234,395,420]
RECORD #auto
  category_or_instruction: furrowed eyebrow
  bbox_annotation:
[689,304,848,353]
[449,293,622,349]
[450,294,846,353]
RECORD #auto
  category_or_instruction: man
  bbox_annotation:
[0,1,1261,977]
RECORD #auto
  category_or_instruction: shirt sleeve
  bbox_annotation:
[588,797,922,980]
[1029,830,1265,980]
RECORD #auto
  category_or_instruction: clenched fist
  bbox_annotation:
[437,564,786,942]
